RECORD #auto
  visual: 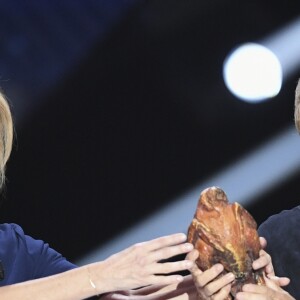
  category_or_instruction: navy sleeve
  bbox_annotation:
[13,224,77,278]
[0,223,99,299]
[0,223,76,285]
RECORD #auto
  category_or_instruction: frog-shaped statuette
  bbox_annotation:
[187,186,265,299]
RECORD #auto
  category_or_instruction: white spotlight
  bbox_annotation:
[223,43,282,103]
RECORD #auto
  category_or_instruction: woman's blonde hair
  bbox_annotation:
[295,79,300,133]
[0,90,13,188]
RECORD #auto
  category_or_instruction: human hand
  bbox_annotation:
[99,275,199,300]
[252,237,290,287]
[186,249,234,300]
[94,233,194,293]
[235,277,295,300]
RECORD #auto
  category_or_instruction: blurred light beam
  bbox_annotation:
[77,125,300,264]
[264,17,300,78]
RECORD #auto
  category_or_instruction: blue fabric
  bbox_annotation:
[0,223,77,285]
[258,206,300,299]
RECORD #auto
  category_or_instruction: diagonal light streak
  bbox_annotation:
[263,16,300,78]
[77,125,300,264]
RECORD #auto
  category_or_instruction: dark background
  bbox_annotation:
[0,1,299,262]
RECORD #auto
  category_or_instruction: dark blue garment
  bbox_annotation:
[0,223,77,285]
[0,223,98,299]
[258,206,300,299]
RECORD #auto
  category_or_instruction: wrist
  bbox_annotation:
[87,265,100,296]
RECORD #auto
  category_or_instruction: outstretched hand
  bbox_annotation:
[94,233,194,293]
[99,235,292,299]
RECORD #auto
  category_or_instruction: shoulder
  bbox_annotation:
[259,206,300,231]
[258,206,300,246]
[0,223,24,246]
[0,222,47,256]
[0,223,77,283]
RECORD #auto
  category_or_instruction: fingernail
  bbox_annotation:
[215,264,224,272]
[178,233,186,240]
[226,273,235,280]
[185,243,193,250]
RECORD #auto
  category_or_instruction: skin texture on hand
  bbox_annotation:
[100,275,199,300]
[235,278,295,300]
[100,236,292,300]
[255,237,290,288]
[235,238,294,300]
[187,249,234,300]
[93,233,195,293]
[186,237,291,300]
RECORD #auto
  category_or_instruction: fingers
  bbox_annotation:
[142,233,188,252]
[236,283,295,300]
[213,284,232,300]
[253,246,291,290]
[188,259,234,299]
[150,274,186,286]
[103,233,196,291]
[130,233,194,276]
[186,249,202,278]
[139,233,194,266]
[136,275,196,300]
[253,249,274,276]
[259,237,267,249]
[267,275,290,287]
[130,235,195,285]
[186,249,199,262]
[100,292,130,300]
[236,291,264,300]
[236,284,268,300]
[263,275,292,293]
[192,263,224,288]
[148,242,194,262]
[176,274,194,288]
[130,285,167,296]
[200,272,235,296]
[237,283,282,300]
[150,260,194,275]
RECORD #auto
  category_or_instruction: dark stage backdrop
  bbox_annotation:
[0,1,299,262]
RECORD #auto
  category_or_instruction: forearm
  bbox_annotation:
[0,233,194,300]
[0,264,106,300]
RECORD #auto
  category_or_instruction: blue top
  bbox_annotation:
[0,223,77,286]
[258,206,300,299]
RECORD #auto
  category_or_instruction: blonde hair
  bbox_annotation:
[0,90,13,188]
[295,79,300,133]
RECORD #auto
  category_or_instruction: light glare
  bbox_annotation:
[223,43,282,103]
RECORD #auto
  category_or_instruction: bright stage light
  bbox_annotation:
[224,17,300,103]
[223,43,282,103]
